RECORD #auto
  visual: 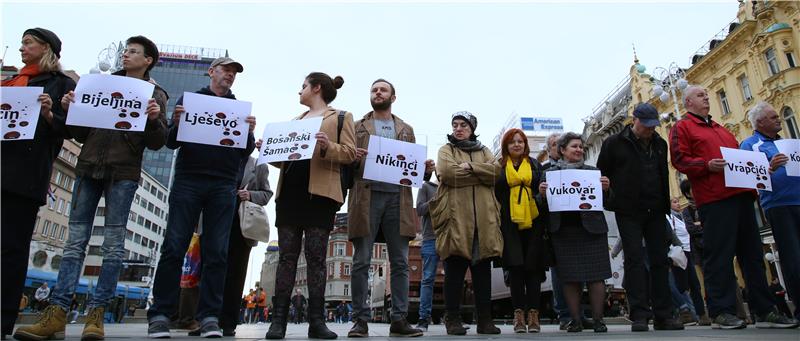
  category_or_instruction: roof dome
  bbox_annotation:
[267,240,279,251]
[635,63,646,73]
[765,22,791,33]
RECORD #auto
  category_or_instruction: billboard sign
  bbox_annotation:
[520,117,563,132]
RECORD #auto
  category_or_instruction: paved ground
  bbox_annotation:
[18,322,799,340]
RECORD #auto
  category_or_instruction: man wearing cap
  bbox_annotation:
[15,35,168,341]
[597,103,684,332]
[147,57,256,338]
[346,79,434,337]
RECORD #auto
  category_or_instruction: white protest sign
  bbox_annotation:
[720,147,771,191]
[66,74,154,132]
[774,139,800,177]
[545,169,603,212]
[362,135,427,188]
[177,92,251,149]
[1,86,43,141]
[257,117,322,164]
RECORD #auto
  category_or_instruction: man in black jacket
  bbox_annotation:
[148,57,256,339]
[597,103,683,332]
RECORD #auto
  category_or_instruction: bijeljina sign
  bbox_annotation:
[66,74,154,132]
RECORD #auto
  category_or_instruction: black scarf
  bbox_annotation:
[447,134,484,152]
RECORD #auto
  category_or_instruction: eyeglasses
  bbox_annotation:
[122,49,144,56]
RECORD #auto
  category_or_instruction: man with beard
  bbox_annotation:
[347,79,434,337]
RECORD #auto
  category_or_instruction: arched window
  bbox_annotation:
[783,107,799,139]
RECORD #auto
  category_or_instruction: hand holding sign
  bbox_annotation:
[362,136,427,187]
[1,86,44,141]
[177,92,252,148]
[257,117,322,164]
[544,169,603,212]
[66,74,155,132]
[720,147,771,190]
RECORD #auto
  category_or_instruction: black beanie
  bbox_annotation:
[23,28,62,59]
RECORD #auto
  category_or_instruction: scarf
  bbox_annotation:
[555,158,585,170]
[2,64,41,87]
[447,134,484,152]
[505,158,539,230]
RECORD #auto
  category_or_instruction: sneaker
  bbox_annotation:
[631,319,649,332]
[389,319,423,337]
[711,313,746,330]
[347,319,369,337]
[13,305,67,340]
[415,318,429,332]
[755,310,799,329]
[593,319,607,333]
[654,318,685,330]
[81,307,105,340]
[679,309,698,326]
[565,319,583,332]
[148,318,171,339]
[199,320,222,338]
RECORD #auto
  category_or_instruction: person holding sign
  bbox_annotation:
[1,27,75,339]
[494,128,549,333]
[16,35,167,341]
[741,101,800,321]
[596,103,684,332]
[148,57,255,339]
[433,111,502,336]
[537,132,611,333]
[347,79,432,338]
[264,72,356,340]
[669,85,797,329]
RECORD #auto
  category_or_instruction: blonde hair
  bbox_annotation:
[29,34,61,72]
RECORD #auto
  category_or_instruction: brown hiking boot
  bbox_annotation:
[527,309,540,333]
[13,305,67,340]
[512,309,526,333]
[444,312,466,335]
[81,307,105,340]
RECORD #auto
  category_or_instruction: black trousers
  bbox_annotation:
[1,191,41,335]
[509,267,541,311]
[615,212,673,321]
[444,256,491,314]
[220,212,253,330]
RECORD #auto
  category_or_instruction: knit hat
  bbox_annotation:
[451,111,478,131]
[23,28,61,59]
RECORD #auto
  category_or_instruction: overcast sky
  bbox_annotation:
[3,0,739,294]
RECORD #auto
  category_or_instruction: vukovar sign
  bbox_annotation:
[521,117,563,132]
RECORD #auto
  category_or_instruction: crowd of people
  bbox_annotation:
[1,27,798,341]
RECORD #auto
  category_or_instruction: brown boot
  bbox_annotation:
[81,306,105,340]
[13,305,67,340]
[527,309,540,333]
[513,309,526,333]
[444,311,466,335]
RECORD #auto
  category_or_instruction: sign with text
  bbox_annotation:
[774,139,800,177]
[257,116,322,164]
[66,74,154,132]
[362,135,426,188]
[521,117,564,132]
[1,86,43,140]
[721,147,772,191]
[545,169,603,212]
[177,92,251,149]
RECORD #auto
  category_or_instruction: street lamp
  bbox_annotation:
[651,62,689,121]
[90,42,122,74]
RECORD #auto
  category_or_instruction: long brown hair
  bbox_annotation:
[500,128,530,166]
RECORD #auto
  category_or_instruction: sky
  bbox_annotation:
[3,0,740,294]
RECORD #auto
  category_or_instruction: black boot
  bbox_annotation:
[444,311,466,335]
[476,307,500,334]
[307,298,337,339]
[265,296,289,339]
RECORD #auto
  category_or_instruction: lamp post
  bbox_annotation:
[90,42,122,74]
[651,62,689,122]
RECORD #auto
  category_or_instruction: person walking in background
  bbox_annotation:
[34,283,51,312]
[678,180,712,326]
[290,289,306,325]
[415,177,439,332]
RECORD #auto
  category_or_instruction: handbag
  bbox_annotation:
[668,245,688,270]
[239,186,270,243]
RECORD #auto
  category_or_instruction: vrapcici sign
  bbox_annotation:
[66,74,155,132]
[177,92,252,149]
[362,136,427,187]
[720,147,772,191]
[257,116,322,164]
[1,86,43,141]
[544,169,603,212]
[774,139,800,177]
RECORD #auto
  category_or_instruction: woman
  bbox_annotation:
[2,28,75,339]
[265,72,356,340]
[495,128,548,333]
[538,132,611,333]
[432,111,502,335]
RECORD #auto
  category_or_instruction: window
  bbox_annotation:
[343,284,349,296]
[147,202,154,213]
[50,223,59,238]
[141,237,148,247]
[126,230,134,240]
[145,220,152,229]
[787,52,796,68]
[149,240,155,248]
[88,246,102,256]
[48,196,56,210]
[150,186,157,196]
[59,226,66,241]
[157,191,164,201]
[717,89,731,116]
[766,47,780,75]
[65,201,71,217]
[56,198,65,214]
[92,226,104,236]
[784,107,799,139]
[41,220,51,236]
[140,198,148,209]
[144,181,151,191]
[343,263,351,276]
[328,263,334,277]
[129,211,137,222]
[137,216,145,225]
[68,152,77,164]
[381,247,387,260]
[96,207,105,216]
[134,194,140,205]
[53,170,63,185]
[134,234,141,243]
[334,243,345,256]
[738,75,753,102]
[154,207,161,217]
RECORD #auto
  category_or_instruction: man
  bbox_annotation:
[597,103,684,332]
[415,177,439,331]
[256,288,268,323]
[741,101,800,321]
[291,289,307,324]
[34,283,50,312]
[347,79,433,337]
[15,35,168,341]
[540,132,561,170]
[669,85,797,329]
[147,57,256,338]
[245,290,256,324]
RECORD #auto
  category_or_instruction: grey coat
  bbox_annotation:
[239,157,273,247]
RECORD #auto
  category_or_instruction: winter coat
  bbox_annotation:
[432,143,503,261]
[238,156,274,247]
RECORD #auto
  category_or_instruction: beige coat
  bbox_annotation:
[432,143,503,261]
[272,108,357,204]
[347,112,418,240]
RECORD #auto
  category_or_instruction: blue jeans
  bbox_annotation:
[669,270,697,319]
[550,267,571,322]
[148,174,237,322]
[50,177,138,309]
[419,239,438,320]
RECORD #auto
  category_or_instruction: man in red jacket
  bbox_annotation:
[669,85,798,330]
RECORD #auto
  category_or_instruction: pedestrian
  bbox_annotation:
[678,180,712,326]
[669,85,797,329]
[433,111,502,336]
[68,295,80,324]
[347,79,432,338]
[291,289,307,325]
[415,177,439,332]
[263,72,356,340]
[256,288,268,323]
[245,290,256,324]
[538,132,611,333]
[668,197,700,326]
[596,103,684,332]
[741,101,800,321]
[1,27,75,339]
[34,283,51,312]
[495,128,549,333]
[16,35,168,341]
[148,56,256,339]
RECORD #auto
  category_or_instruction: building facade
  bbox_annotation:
[491,113,563,159]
